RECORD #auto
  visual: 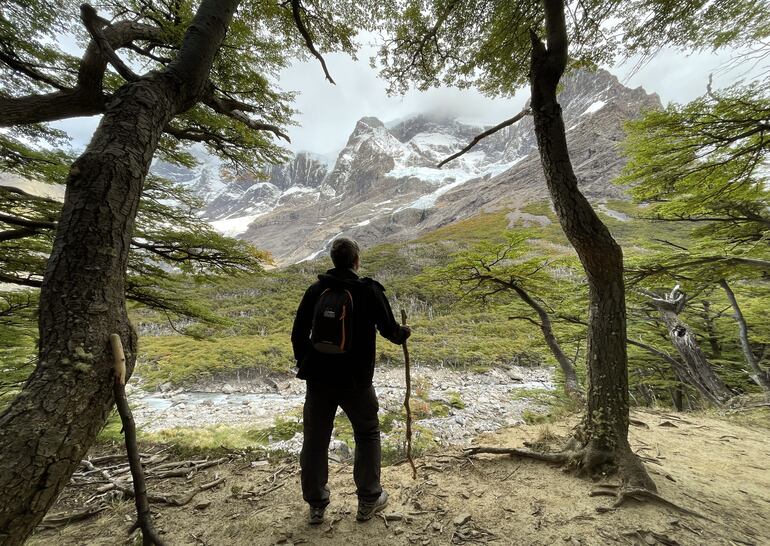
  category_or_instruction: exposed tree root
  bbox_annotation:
[591,483,713,520]
[112,477,227,507]
[38,506,109,529]
[466,438,710,523]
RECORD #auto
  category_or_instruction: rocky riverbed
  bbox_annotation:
[130,364,554,452]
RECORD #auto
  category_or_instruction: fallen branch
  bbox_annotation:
[463,446,571,464]
[112,477,227,507]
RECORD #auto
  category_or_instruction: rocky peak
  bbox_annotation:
[169,68,664,263]
[389,114,467,143]
[267,151,328,191]
[557,68,662,121]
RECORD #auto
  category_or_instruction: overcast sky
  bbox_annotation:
[52,38,759,157]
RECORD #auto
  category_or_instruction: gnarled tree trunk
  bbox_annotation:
[646,286,734,405]
[0,1,240,543]
[529,0,653,489]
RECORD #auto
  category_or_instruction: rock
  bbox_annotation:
[329,439,351,460]
[159,382,173,393]
[200,399,214,407]
[242,399,251,406]
[124,383,136,396]
[432,522,442,531]
[453,513,471,526]
[222,384,235,394]
[394,527,404,536]
[194,501,211,510]
[176,403,186,410]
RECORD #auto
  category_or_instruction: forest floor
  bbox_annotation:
[31,407,770,546]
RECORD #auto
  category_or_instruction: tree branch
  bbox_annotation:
[290,0,335,84]
[0,49,69,91]
[0,272,42,288]
[80,4,141,82]
[202,89,290,142]
[437,107,531,168]
[0,21,163,126]
[0,212,57,230]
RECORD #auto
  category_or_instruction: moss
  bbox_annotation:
[429,400,451,417]
[447,391,465,409]
[381,426,436,466]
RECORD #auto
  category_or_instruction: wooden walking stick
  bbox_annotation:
[400,310,417,479]
[110,334,166,546]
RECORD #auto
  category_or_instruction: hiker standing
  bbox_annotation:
[291,237,411,524]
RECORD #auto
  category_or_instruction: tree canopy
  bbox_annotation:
[373,0,770,96]
[0,0,379,320]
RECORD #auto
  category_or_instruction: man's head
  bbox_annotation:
[330,237,360,270]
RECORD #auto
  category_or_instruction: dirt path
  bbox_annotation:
[32,409,770,546]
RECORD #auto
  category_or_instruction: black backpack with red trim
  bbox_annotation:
[311,287,354,354]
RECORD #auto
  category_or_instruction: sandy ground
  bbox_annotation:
[31,408,770,546]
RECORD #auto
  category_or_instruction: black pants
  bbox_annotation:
[300,381,382,508]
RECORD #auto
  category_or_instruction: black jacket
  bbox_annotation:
[291,268,408,386]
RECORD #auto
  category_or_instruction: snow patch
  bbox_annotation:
[394,156,525,212]
[580,100,606,116]
[281,185,315,197]
[210,214,264,237]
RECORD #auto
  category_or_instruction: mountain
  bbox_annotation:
[166,69,661,263]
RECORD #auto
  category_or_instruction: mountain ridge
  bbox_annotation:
[164,68,661,264]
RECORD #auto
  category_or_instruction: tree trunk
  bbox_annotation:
[530,0,653,489]
[0,2,239,543]
[700,300,722,359]
[510,284,581,397]
[647,293,734,405]
[719,279,770,392]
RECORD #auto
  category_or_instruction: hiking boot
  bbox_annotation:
[308,505,326,525]
[356,490,388,522]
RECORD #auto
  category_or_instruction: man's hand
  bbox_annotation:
[400,325,412,344]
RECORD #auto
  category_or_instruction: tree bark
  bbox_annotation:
[646,289,734,405]
[0,2,240,543]
[530,0,653,489]
[719,279,770,392]
[509,284,581,397]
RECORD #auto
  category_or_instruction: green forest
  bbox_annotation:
[1,0,769,545]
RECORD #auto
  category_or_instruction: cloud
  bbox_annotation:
[51,37,764,159]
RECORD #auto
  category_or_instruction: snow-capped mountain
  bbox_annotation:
[162,68,660,264]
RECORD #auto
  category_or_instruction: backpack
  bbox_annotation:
[311,287,354,354]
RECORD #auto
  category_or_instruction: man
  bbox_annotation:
[291,237,411,524]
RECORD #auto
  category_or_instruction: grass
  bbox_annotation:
[513,387,582,425]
